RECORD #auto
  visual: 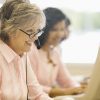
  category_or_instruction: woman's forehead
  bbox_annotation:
[22,20,40,30]
[20,15,45,32]
[54,20,66,28]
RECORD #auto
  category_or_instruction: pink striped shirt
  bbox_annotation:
[0,40,53,100]
[29,44,80,93]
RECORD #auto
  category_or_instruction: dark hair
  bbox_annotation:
[35,7,71,49]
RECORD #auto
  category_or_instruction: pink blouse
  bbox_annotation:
[29,44,80,93]
[0,40,53,100]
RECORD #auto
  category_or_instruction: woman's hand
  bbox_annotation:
[66,86,86,95]
[49,86,86,97]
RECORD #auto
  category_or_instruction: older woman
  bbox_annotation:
[0,1,53,100]
[29,7,85,97]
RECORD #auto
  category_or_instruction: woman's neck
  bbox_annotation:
[41,43,57,67]
[41,43,54,53]
[8,43,23,57]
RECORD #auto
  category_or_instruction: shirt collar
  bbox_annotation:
[0,40,19,63]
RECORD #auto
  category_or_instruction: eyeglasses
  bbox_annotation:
[19,28,44,39]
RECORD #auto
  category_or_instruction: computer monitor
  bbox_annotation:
[81,47,100,100]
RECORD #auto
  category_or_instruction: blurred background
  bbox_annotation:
[0,0,100,78]
[30,0,100,64]
[1,0,100,63]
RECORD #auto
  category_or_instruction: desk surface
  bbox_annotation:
[54,94,84,100]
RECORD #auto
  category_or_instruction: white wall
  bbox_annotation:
[30,0,100,12]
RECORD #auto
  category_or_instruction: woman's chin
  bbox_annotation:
[24,46,31,52]
[26,47,31,52]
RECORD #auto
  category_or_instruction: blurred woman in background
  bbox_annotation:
[29,7,85,97]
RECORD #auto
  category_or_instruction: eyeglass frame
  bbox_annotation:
[19,28,44,39]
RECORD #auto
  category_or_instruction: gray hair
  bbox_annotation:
[0,0,45,42]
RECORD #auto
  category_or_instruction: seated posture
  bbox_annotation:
[0,1,53,100]
[29,7,85,97]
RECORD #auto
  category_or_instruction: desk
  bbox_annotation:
[54,94,84,100]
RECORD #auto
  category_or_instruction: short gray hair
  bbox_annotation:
[0,0,45,42]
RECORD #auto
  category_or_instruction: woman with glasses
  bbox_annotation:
[0,1,53,100]
[29,7,85,97]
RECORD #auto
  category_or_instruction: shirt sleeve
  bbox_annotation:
[26,56,53,100]
[55,49,80,88]
[28,44,40,75]
[28,44,52,94]
[40,85,52,93]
